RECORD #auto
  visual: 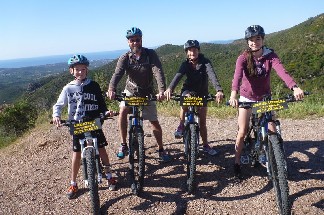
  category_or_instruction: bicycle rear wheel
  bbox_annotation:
[85,147,100,215]
[129,125,145,196]
[184,124,198,194]
[268,134,290,215]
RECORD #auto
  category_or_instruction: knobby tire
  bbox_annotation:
[85,147,100,215]
[184,124,198,194]
[129,125,145,196]
[268,134,290,215]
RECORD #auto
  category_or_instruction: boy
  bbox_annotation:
[52,54,116,199]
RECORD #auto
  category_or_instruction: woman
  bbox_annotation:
[164,40,224,156]
[228,25,304,180]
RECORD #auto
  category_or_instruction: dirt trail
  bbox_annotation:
[0,116,323,215]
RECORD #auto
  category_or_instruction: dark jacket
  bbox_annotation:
[168,54,223,96]
[109,48,166,96]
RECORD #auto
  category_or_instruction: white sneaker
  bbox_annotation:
[107,177,117,191]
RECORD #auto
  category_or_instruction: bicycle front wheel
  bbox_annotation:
[129,125,145,196]
[184,124,199,194]
[268,134,290,215]
[85,147,100,215]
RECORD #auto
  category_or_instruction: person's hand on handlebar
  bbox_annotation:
[106,89,115,100]
[229,90,238,108]
[293,87,304,101]
[156,92,165,101]
[105,110,118,117]
[52,116,62,127]
[164,88,172,101]
[215,91,224,104]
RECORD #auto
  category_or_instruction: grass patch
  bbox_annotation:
[1,97,322,150]
[0,128,16,148]
[157,99,324,120]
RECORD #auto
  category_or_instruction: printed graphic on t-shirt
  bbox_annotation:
[68,91,99,117]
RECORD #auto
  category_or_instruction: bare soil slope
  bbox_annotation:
[0,116,323,215]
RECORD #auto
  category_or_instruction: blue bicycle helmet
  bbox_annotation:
[245,25,265,39]
[184,40,200,52]
[126,27,142,39]
[68,54,89,68]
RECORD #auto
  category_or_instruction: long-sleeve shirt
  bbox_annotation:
[53,79,108,121]
[167,54,223,96]
[108,48,166,96]
[232,47,297,101]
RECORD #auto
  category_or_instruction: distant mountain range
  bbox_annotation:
[0,40,234,68]
[208,39,234,44]
[0,49,127,68]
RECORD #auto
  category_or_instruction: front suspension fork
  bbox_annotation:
[80,137,102,187]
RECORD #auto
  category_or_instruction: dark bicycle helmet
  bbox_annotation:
[184,40,200,51]
[126,27,142,39]
[245,25,265,39]
[68,54,89,68]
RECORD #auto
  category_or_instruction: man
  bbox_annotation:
[107,27,171,162]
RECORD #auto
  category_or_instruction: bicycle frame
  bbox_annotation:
[240,97,284,168]
[52,117,106,215]
[172,94,214,193]
[183,106,200,154]
[115,94,155,195]
[234,93,309,215]
[79,130,103,186]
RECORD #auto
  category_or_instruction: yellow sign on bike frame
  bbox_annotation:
[252,99,288,114]
[180,96,207,107]
[124,97,149,106]
[72,118,102,135]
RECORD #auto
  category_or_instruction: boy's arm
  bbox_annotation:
[52,89,68,126]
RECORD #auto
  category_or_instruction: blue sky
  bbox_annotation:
[0,0,323,60]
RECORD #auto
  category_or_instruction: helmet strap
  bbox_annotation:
[250,45,264,53]
[189,57,198,64]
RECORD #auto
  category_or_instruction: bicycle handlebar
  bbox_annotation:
[114,94,158,108]
[170,94,217,102]
[50,114,117,126]
[226,92,310,107]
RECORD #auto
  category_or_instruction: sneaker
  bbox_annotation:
[107,177,117,191]
[174,123,184,139]
[202,144,218,156]
[158,150,172,162]
[234,163,243,180]
[67,184,78,199]
[117,143,128,159]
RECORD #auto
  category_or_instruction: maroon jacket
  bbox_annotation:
[232,47,297,101]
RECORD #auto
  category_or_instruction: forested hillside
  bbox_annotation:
[94,14,323,99]
[0,13,323,147]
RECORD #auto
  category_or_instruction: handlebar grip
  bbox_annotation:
[304,91,310,96]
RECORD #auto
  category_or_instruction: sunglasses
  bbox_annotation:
[129,38,141,43]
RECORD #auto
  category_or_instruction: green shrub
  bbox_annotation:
[0,101,38,137]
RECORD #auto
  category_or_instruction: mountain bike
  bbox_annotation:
[115,93,156,196]
[171,94,215,194]
[228,92,308,215]
[51,115,112,215]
